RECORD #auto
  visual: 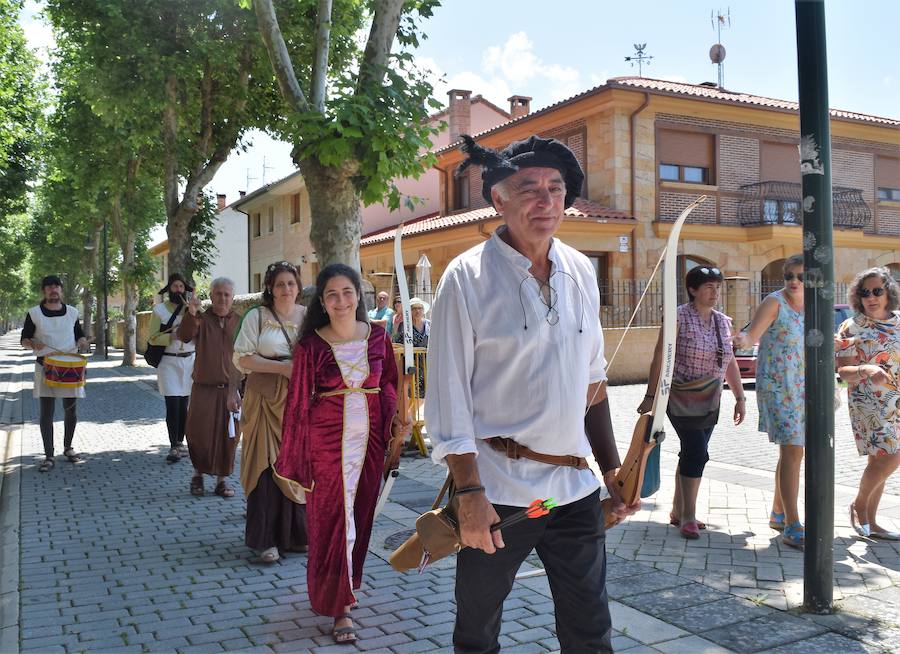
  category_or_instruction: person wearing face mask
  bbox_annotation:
[21,275,89,472]
[149,273,196,464]
[837,267,900,541]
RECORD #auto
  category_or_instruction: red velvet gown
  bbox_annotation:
[276,324,398,618]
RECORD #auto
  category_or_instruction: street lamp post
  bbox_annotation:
[102,216,109,360]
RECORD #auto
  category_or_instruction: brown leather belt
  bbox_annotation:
[485,437,589,470]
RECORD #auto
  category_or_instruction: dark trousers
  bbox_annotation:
[39,397,77,458]
[164,396,189,447]
[674,425,715,478]
[454,489,612,654]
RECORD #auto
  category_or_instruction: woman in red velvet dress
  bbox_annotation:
[276,263,402,645]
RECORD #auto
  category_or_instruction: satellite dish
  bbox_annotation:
[709,43,726,64]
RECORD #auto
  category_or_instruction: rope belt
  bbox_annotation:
[318,387,381,398]
[485,436,589,470]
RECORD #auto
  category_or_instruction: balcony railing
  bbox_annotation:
[738,181,872,229]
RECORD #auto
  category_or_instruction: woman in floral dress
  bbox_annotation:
[837,267,900,540]
[735,254,806,549]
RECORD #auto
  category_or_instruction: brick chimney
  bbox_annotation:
[448,89,472,142]
[216,193,227,211]
[508,95,532,119]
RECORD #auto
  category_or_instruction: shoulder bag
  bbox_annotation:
[244,306,296,400]
[144,305,183,368]
[666,312,724,430]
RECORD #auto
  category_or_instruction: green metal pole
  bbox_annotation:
[103,215,109,361]
[795,0,834,613]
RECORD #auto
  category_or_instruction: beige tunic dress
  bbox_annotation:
[233,305,306,503]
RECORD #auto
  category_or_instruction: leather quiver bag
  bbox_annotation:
[389,476,460,572]
[245,371,279,400]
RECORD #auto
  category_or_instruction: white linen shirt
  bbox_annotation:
[425,226,607,507]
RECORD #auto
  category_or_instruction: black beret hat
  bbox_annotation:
[159,272,194,296]
[456,134,584,209]
[41,275,63,288]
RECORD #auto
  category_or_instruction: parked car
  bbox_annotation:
[733,304,852,381]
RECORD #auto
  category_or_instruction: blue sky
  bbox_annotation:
[20,0,900,220]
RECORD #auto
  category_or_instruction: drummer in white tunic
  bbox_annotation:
[20,275,88,472]
[149,273,196,463]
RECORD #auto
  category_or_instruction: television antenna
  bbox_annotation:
[624,43,653,78]
[709,8,731,88]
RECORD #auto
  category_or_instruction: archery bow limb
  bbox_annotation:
[374,223,416,519]
[600,195,708,529]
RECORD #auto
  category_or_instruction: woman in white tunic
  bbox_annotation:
[148,273,196,464]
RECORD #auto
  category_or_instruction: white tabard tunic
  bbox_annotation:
[28,304,85,399]
[425,227,607,507]
[152,302,196,397]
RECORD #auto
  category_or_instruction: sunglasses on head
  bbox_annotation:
[858,287,887,298]
[697,267,721,276]
[784,272,805,282]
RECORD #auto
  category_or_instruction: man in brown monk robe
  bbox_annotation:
[177,277,243,498]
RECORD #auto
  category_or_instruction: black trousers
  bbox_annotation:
[674,424,715,478]
[39,397,77,458]
[454,489,612,654]
[164,396,189,447]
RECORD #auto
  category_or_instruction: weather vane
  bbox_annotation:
[624,44,653,78]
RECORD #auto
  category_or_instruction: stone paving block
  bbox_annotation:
[608,571,692,599]
[665,597,773,633]
[652,634,739,653]
[220,636,258,651]
[702,611,827,653]
[755,631,885,653]
[180,643,227,654]
[389,638,439,653]
[507,626,555,643]
[609,601,688,645]
[619,583,732,615]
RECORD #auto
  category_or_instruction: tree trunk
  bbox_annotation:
[300,158,362,270]
[166,203,195,282]
[83,231,99,343]
[120,231,138,366]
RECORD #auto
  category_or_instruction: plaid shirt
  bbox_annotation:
[673,303,734,382]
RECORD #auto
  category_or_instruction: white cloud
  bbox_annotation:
[884,74,895,88]
[19,1,55,63]
[441,31,588,111]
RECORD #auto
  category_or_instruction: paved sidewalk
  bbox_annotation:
[0,329,898,653]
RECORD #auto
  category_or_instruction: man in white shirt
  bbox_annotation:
[21,275,89,472]
[425,135,637,653]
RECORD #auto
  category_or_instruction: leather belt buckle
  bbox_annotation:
[504,439,520,460]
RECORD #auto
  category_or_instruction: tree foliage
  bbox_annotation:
[44,0,314,279]
[0,0,43,324]
[248,0,442,269]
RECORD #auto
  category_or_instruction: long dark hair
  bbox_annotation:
[300,264,369,338]
[261,261,301,308]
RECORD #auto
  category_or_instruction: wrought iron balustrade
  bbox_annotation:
[738,181,871,229]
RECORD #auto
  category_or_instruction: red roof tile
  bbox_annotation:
[436,76,900,154]
[360,199,634,246]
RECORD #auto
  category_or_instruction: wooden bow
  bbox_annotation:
[600,195,708,528]
[374,223,416,519]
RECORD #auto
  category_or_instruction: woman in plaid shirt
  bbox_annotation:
[639,266,745,539]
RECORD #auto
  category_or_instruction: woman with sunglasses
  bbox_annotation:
[639,266,744,539]
[735,253,805,549]
[836,267,900,540]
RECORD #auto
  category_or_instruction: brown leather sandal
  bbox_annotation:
[190,475,204,496]
[213,480,234,498]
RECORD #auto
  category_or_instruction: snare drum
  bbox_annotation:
[43,353,88,389]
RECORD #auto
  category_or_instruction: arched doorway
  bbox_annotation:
[761,259,786,296]
[888,263,900,281]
